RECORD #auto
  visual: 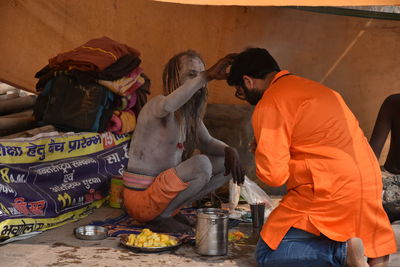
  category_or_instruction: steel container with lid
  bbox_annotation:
[195,208,228,256]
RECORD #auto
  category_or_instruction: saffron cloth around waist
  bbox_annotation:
[122,171,155,190]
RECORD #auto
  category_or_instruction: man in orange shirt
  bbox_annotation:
[225,48,396,267]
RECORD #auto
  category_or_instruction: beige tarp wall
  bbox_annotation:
[1,0,400,162]
[156,0,400,5]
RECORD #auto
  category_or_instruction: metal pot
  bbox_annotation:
[195,208,228,256]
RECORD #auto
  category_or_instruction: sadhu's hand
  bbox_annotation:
[224,146,245,185]
[206,53,237,81]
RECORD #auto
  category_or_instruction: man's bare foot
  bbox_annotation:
[368,255,389,267]
[174,212,195,227]
[346,238,369,267]
[147,217,194,234]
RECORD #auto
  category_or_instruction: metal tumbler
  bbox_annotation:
[250,203,265,228]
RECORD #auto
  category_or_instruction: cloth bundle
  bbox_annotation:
[34,37,150,134]
[98,67,145,96]
[108,110,136,134]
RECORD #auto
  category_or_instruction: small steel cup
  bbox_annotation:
[250,203,265,228]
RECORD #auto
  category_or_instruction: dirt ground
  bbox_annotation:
[0,205,399,267]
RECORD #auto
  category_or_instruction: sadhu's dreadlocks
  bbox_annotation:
[162,50,208,161]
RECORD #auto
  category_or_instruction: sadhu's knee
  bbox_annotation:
[191,154,212,179]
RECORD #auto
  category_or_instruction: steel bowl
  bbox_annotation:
[74,225,108,240]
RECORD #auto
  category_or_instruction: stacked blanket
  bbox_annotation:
[34,37,150,134]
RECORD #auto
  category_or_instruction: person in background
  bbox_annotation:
[370,94,400,174]
[370,94,400,223]
[223,48,396,267]
[123,51,244,233]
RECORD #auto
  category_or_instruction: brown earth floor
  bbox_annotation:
[0,205,399,267]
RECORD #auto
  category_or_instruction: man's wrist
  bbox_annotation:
[203,70,213,82]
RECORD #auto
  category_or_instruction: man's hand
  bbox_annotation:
[206,53,237,81]
[224,146,245,185]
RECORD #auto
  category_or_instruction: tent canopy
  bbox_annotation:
[1,0,400,161]
[154,0,400,6]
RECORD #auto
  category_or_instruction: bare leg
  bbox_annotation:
[171,155,230,228]
[162,154,213,216]
[368,255,390,267]
[208,155,225,176]
[173,212,195,227]
[147,154,232,233]
[180,154,230,205]
[346,238,369,267]
[183,172,230,205]
[158,154,228,217]
[146,217,193,234]
[147,155,213,233]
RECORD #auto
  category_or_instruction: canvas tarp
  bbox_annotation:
[1,0,400,162]
[154,0,400,6]
[0,131,130,243]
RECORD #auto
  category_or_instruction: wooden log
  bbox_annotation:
[0,95,36,115]
[1,109,33,118]
[0,116,34,130]
[0,92,19,101]
[0,85,17,95]
[1,125,57,139]
[0,116,36,136]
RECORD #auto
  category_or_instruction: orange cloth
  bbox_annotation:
[49,36,140,72]
[253,70,396,258]
[123,168,188,222]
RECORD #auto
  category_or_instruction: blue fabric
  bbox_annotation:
[255,228,347,267]
[91,90,114,132]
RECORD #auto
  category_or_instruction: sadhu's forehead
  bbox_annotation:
[179,54,205,72]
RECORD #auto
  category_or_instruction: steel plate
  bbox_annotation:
[120,234,182,253]
[74,225,108,240]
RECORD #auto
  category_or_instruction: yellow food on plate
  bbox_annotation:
[126,228,178,247]
[228,231,248,241]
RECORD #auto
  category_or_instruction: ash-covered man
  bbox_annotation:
[123,51,244,233]
[224,48,396,267]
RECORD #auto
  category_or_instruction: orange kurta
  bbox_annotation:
[253,70,397,258]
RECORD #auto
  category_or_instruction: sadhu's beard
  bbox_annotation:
[178,86,207,160]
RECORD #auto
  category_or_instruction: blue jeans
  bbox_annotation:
[256,228,347,267]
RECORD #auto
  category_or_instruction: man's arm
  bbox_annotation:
[253,100,292,187]
[151,54,236,118]
[369,94,399,159]
[152,73,208,118]
[197,121,227,156]
[198,121,245,184]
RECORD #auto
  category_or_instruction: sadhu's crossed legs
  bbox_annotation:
[147,154,230,233]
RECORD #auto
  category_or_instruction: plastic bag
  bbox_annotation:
[229,179,241,211]
[240,176,273,209]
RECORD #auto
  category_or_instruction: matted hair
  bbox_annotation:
[162,50,208,160]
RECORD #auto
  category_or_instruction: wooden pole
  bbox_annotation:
[0,95,36,115]
[1,125,56,139]
[0,116,36,136]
